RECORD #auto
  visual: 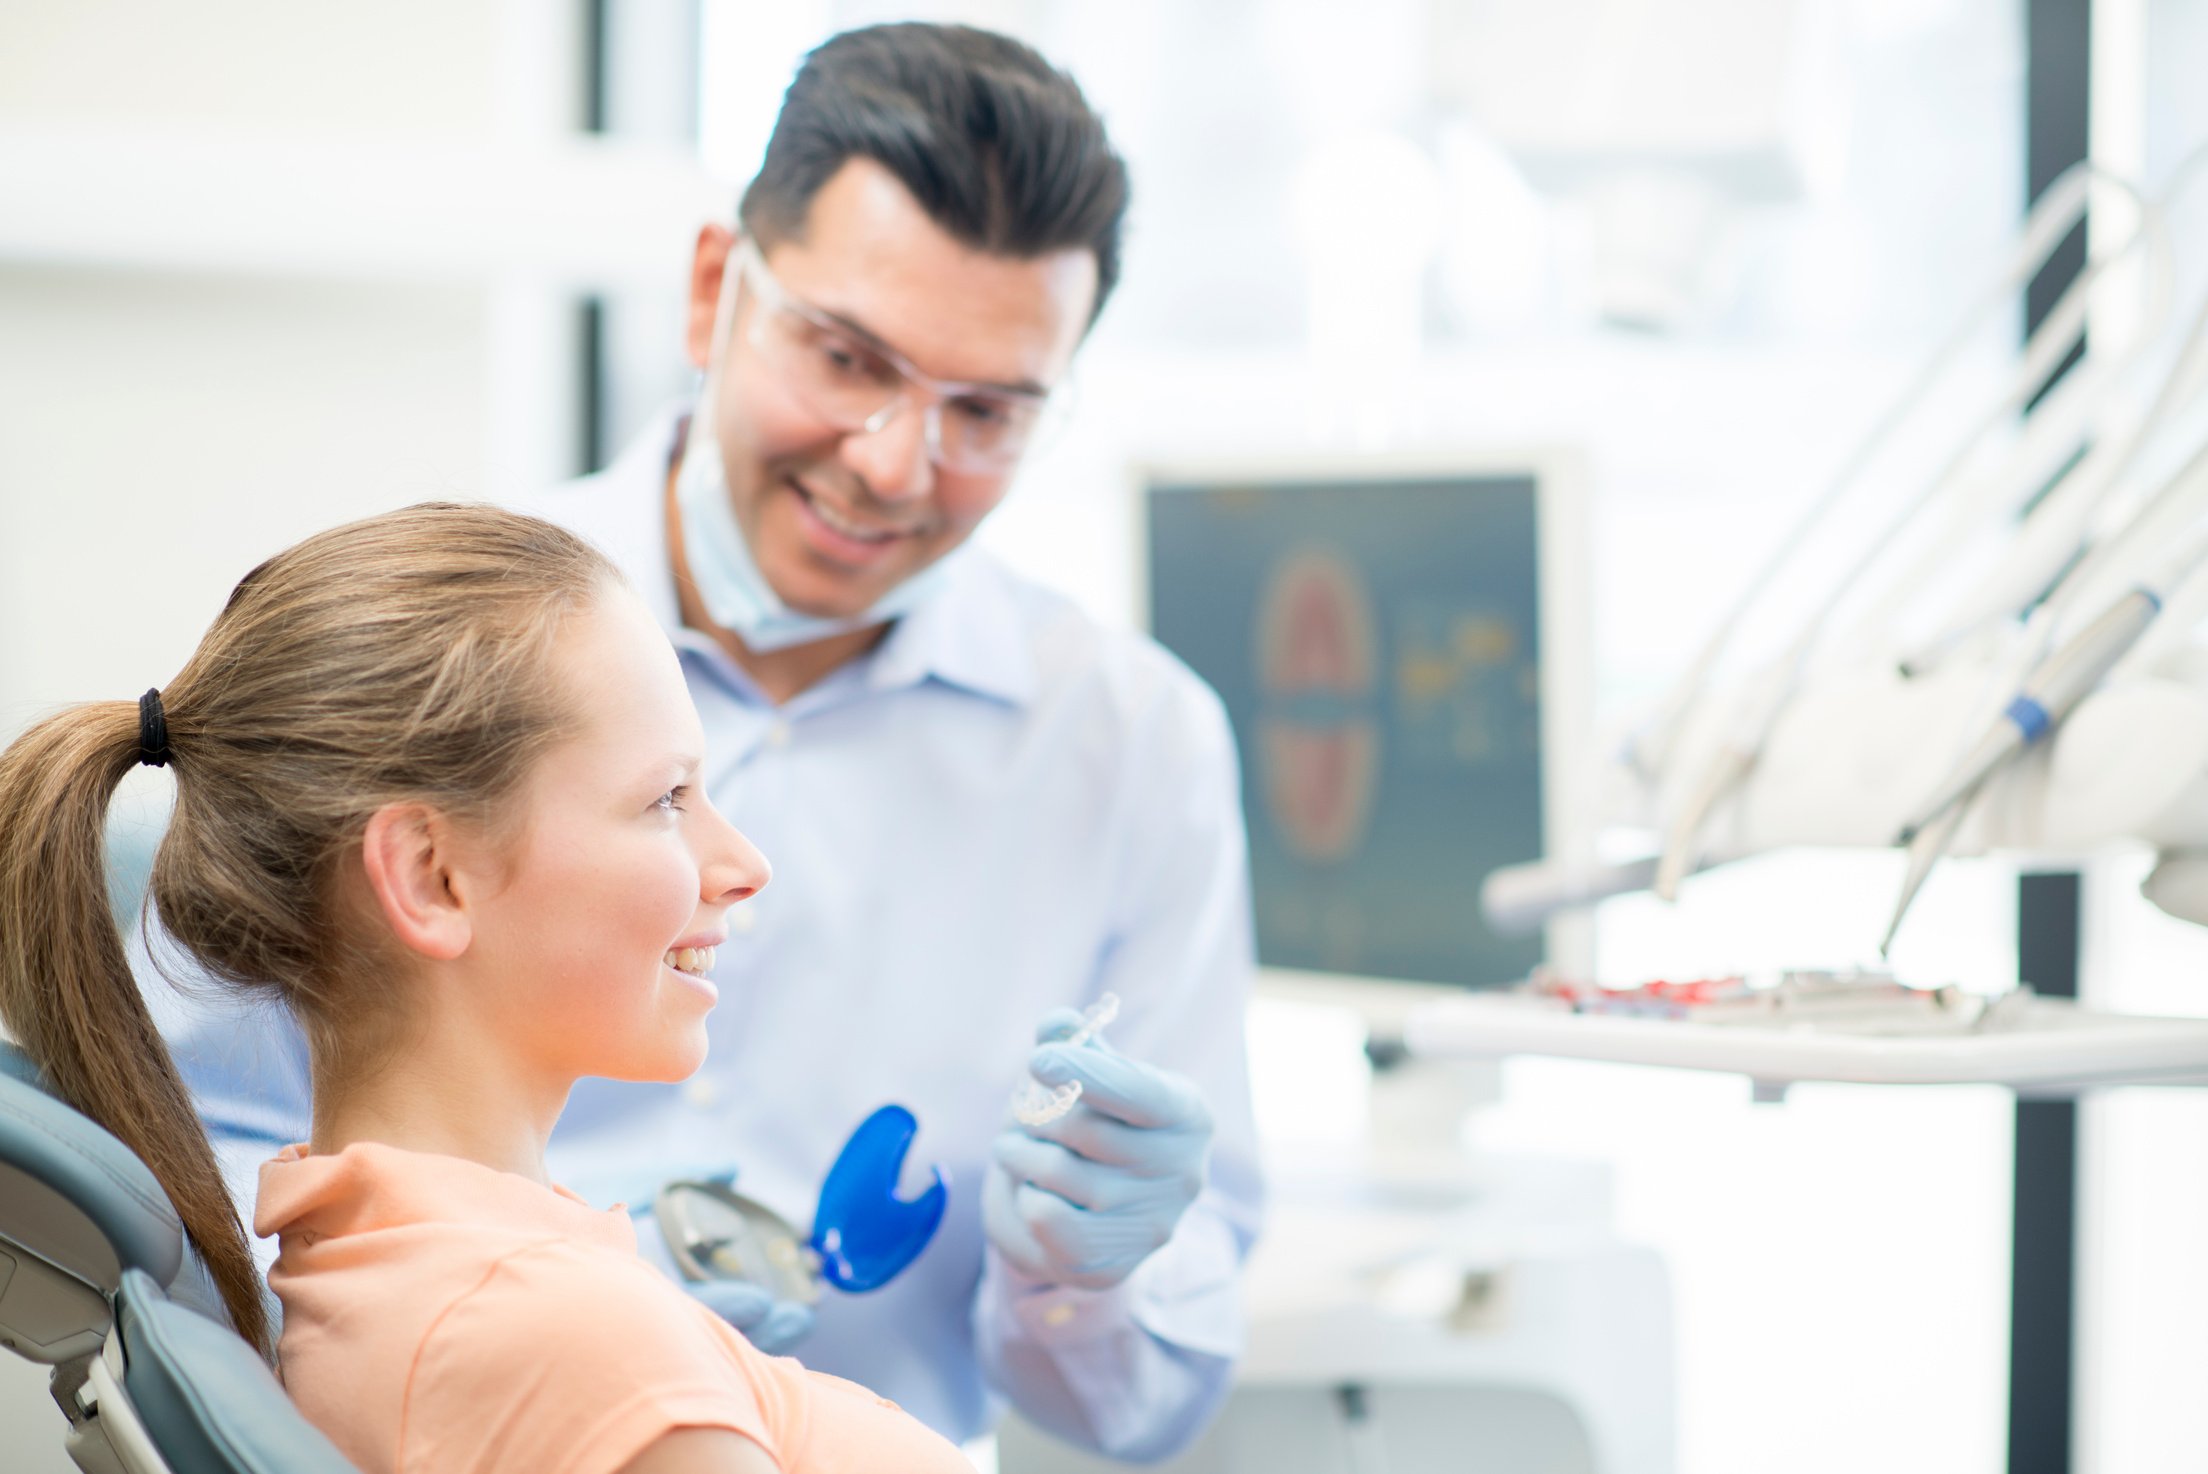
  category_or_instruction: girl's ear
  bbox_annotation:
[359,803,473,962]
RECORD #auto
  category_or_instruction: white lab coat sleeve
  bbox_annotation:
[971,661,1264,1461]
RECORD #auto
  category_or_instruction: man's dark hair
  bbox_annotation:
[739,23,1130,324]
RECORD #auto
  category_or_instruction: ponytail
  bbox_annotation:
[0,702,271,1358]
[0,502,618,1366]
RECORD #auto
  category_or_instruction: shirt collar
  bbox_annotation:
[254,1141,636,1254]
[863,548,1037,708]
[582,404,1038,710]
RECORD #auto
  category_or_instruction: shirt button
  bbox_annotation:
[682,1077,721,1109]
[765,720,792,748]
[729,904,758,934]
[1043,1303,1077,1329]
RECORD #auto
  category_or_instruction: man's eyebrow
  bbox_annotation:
[814,304,1051,399]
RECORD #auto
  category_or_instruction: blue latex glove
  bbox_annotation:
[983,1009,1215,1292]
[629,1196,817,1355]
[686,1278,817,1356]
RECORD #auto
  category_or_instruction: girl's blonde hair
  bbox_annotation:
[0,502,621,1357]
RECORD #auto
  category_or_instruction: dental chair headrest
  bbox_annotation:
[116,1268,360,1473]
[0,1040,185,1361]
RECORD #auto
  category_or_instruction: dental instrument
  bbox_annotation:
[657,1103,949,1305]
[1896,585,2167,845]
[1880,776,1978,957]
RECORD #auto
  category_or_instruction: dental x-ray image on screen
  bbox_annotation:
[1147,466,1549,989]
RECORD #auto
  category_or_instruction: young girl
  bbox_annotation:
[0,504,971,1474]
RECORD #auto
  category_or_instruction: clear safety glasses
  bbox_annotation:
[729,241,1068,475]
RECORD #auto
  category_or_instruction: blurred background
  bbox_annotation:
[5,2,2208,1471]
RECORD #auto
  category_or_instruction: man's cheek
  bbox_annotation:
[940,478,1013,531]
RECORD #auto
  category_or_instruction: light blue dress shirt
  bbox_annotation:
[163,412,1264,1459]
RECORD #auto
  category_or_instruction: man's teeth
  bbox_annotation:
[666,946,717,976]
[804,490,897,543]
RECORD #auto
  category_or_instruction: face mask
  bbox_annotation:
[671,245,959,655]
[672,414,957,653]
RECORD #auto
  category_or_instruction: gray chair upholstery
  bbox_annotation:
[0,1042,178,1365]
[0,1042,359,1473]
[115,1269,355,1474]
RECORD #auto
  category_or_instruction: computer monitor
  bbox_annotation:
[1143,452,1590,1020]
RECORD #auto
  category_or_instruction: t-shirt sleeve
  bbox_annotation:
[397,1241,780,1474]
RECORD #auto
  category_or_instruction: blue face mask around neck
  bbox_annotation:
[671,406,956,654]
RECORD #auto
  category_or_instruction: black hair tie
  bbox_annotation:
[137,689,171,769]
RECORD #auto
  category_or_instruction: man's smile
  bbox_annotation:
[785,476,929,562]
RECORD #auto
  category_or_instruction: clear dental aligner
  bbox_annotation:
[1011,993,1121,1126]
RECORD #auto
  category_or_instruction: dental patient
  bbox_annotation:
[0,505,970,1473]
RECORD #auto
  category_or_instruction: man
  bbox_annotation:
[171,22,1260,1462]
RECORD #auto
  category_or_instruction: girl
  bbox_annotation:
[0,504,971,1474]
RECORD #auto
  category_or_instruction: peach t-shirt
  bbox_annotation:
[255,1142,971,1474]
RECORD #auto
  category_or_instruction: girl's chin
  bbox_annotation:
[660,1027,712,1080]
[595,1028,711,1085]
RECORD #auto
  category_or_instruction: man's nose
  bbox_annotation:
[839,398,935,503]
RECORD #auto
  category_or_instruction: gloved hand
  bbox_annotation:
[629,1194,817,1356]
[685,1277,817,1356]
[983,1009,1214,1292]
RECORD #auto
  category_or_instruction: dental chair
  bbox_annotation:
[0,1040,357,1473]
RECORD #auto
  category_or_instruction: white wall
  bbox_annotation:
[0,4,507,133]
[0,1,548,738]
[0,6,585,1465]
[0,270,488,729]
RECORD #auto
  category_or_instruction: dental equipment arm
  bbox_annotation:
[1629,163,2146,789]
[1643,162,2163,901]
[1493,150,2208,943]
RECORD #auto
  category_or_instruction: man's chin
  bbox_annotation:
[774,570,877,615]
[770,554,914,621]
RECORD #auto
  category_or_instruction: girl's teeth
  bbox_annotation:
[666,946,717,976]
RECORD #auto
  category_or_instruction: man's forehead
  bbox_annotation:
[760,159,1098,388]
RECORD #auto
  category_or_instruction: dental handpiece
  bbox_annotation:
[1896,586,2164,844]
[1011,992,1120,1127]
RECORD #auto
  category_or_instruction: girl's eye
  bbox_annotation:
[656,786,691,814]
